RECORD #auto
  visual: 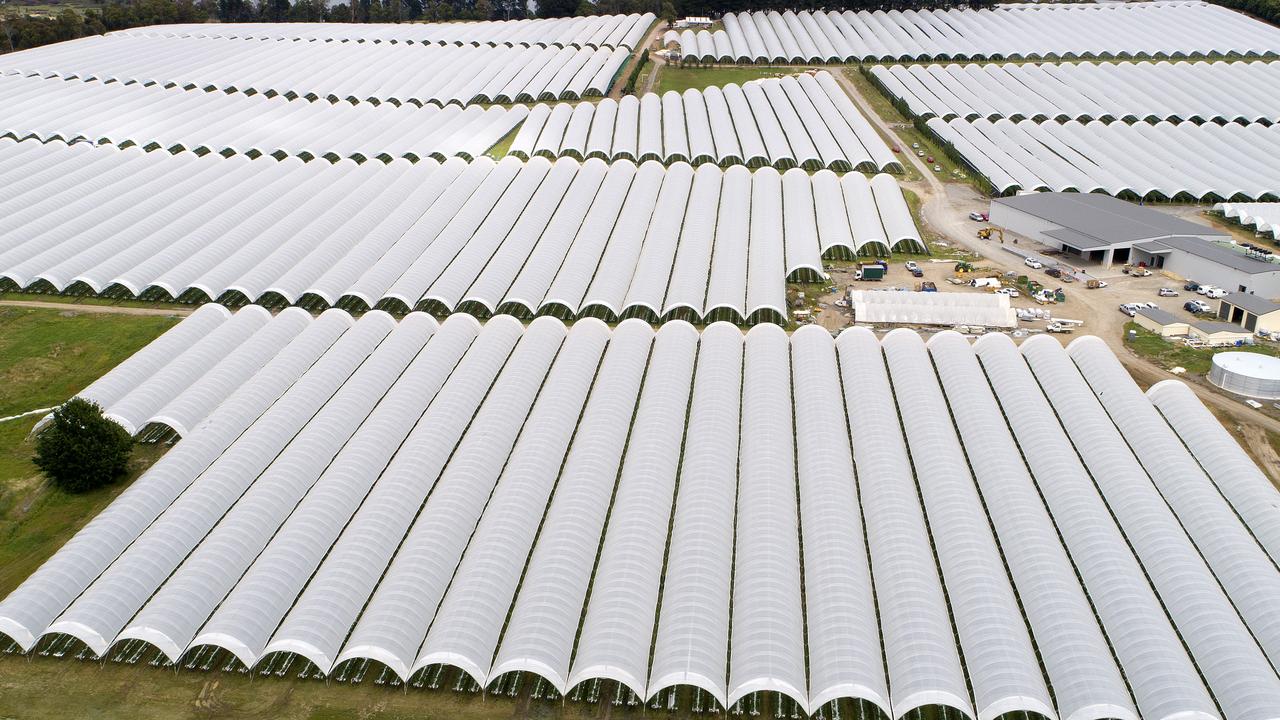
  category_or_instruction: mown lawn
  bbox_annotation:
[0,306,179,597]
[1123,321,1280,375]
[0,653,536,720]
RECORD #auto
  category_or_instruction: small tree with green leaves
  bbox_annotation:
[33,398,132,494]
[660,0,676,22]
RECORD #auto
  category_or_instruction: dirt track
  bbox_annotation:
[0,300,193,317]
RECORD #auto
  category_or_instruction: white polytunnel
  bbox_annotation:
[874,59,1280,125]
[494,320,656,693]
[1066,337,1280,668]
[925,115,1280,200]
[0,31,635,106]
[9,311,1275,719]
[835,327,973,720]
[100,305,272,435]
[1019,335,1280,720]
[1215,201,1280,240]
[0,74,528,163]
[647,322,742,707]
[568,321,696,696]
[1147,379,1280,561]
[673,5,1280,63]
[0,139,926,325]
[727,324,807,711]
[881,329,1054,720]
[105,14,656,48]
[490,71,897,171]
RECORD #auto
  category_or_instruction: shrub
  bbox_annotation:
[33,398,133,494]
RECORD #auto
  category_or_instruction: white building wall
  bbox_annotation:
[1142,249,1280,298]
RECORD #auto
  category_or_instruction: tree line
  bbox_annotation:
[1205,0,1280,26]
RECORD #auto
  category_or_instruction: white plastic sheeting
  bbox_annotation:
[0,36,629,105]
[508,71,899,172]
[674,3,1280,63]
[927,116,1280,199]
[1148,379,1280,562]
[0,309,353,652]
[928,332,1136,720]
[1216,201,1280,239]
[0,74,525,161]
[1067,337,1280,668]
[1021,335,1280,720]
[7,312,1280,719]
[872,60,1280,124]
[974,333,1220,720]
[849,290,1017,328]
[110,14,655,49]
[0,140,924,322]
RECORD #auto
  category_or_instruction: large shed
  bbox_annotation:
[989,192,1228,267]
[1219,292,1280,333]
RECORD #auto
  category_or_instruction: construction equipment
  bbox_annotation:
[977,227,1004,242]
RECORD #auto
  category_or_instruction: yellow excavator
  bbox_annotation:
[977,227,1005,242]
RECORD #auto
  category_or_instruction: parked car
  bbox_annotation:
[1045,267,1062,278]
[995,287,1021,298]
[1158,288,1179,297]
[904,261,920,272]
[1119,303,1139,317]
[968,211,985,221]
[1185,300,1212,313]
[1024,257,1043,269]
[1205,287,1228,299]
[1184,281,1200,291]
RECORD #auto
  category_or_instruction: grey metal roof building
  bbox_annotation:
[4,309,1280,720]
[1134,306,1182,327]
[993,193,1223,245]
[1132,236,1280,298]
[989,193,1280,296]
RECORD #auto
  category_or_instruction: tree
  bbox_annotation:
[660,0,675,21]
[537,0,578,18]
[33,398,132,494]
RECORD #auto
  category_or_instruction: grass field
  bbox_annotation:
[1123,321,1280,375]
[0,654,536,720]
[0,305,179,598]
[483,124,520,160]
[841,68,978,188]
[653,65,795,94]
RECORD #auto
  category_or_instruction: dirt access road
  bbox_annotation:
[833,71,1280,450]
[0,299,193,317]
